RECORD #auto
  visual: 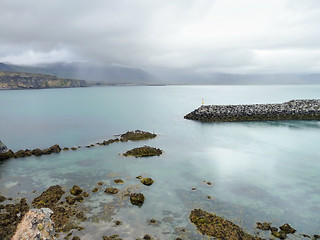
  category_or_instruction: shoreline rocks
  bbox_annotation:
[184,99,320,122]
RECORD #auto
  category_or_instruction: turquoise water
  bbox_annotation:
[0,85,320,239]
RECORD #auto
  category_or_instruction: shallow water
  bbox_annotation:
[0,85,320,239]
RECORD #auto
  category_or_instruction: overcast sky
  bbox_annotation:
[0,0,320,74]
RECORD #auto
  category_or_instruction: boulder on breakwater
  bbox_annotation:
[184,99,320,122]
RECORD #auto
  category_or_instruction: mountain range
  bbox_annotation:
[0,62,319,85]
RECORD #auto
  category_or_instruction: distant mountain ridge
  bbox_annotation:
[0,62,319,85]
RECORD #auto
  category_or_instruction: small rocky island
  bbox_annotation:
[0,71,86,89]
[184,99,320,122]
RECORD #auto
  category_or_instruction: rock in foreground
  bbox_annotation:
[12,208,55,240]
[185,99,320,122]
[123,146,163,157]
[189,209,262,240]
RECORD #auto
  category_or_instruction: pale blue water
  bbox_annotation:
[1,85,320,239]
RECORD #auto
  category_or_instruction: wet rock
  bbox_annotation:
[256,222,271,230]
[130,193,145,206]
[97,181,105,186]
[72,237,80,240]
[314,234,320,239]
[136,175,143,179]
[0,141,8,153]
[271,229,287,239]
[92,187,100,193]
[120,130,156,141]
[70,185,83,196]
[65,196,76,205]
[74,195,84,202]
[42,144,61,154]
[114,179,124,184]
[299,234,310,238]
[114,220,122,226]
[76,211,87,221]
[148,218,160,226]
[0,149,14,160]
[81,191,89,197]
[189,209,262,240]
[104,187,119,194]
[12,208,55,240]
[141,178,154,186]
[136,235,154,240]
[191,187,196,191]
[71,147,77,151]
[32,185,65,209]
[123,146,163,157]
[32,148,43,156]
[63,147,69,151]
[279,223,296,234]
[102,235,123,240]
[0,195,6,202]
[15,149,32,158]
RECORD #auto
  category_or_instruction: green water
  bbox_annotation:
[0,85,320,239]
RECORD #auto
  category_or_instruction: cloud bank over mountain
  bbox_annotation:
[0,0,320,74]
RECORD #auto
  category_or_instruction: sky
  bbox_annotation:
[0,0,320,74]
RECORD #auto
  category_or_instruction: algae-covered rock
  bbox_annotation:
[114,179,124,184]
[15,149,32,158]
[271,228,287,239]
[279,223,296,234]
[0,198,30,240]
[120,130,156,141]
[256,222,271,230]
[32,148,43,156]
[74,195,84,202]
[141,178,154,186]
[0,195,6,202]
[123,146,163,157]
[0,149,14,160]
[42,144,61,154]
[136,235,154,240]
[32,185,65,209]
[102,235,123,240]
[70,185,83,196]
[130,193,145,206]
[65,196,76,205]
[189,209,262,240]
[104,187,119,194]
[81,192,89,197]
[92,187,100,193]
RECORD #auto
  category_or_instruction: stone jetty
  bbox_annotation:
[184,99,320,122]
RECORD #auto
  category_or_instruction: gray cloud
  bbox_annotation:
[0,0,320,73]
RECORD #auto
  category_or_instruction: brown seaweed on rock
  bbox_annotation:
[120,130,156,142]
[123,146,162,157]
[189,209,262,240]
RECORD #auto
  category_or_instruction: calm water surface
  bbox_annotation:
[0,85,320,239]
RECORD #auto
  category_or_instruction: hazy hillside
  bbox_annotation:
[2,62,156,85]
[0,71,86,89]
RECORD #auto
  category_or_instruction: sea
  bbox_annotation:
[0,85,320,239]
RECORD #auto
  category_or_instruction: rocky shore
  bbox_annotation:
[184,99,320,122]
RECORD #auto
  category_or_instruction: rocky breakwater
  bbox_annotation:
[184,99,320,122]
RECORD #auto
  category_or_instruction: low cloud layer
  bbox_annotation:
[0,0,320,73]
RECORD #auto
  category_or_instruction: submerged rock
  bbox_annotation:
[123,146,163,157]
[102,235,123,240]
[92,187,100,193]
[12,208,55,240]
[130,193,145,206]
[141,178,154,186]
[104,187,119,194]
[70,185,83,196]
[189,209,262,240]
[114,179,124,184]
